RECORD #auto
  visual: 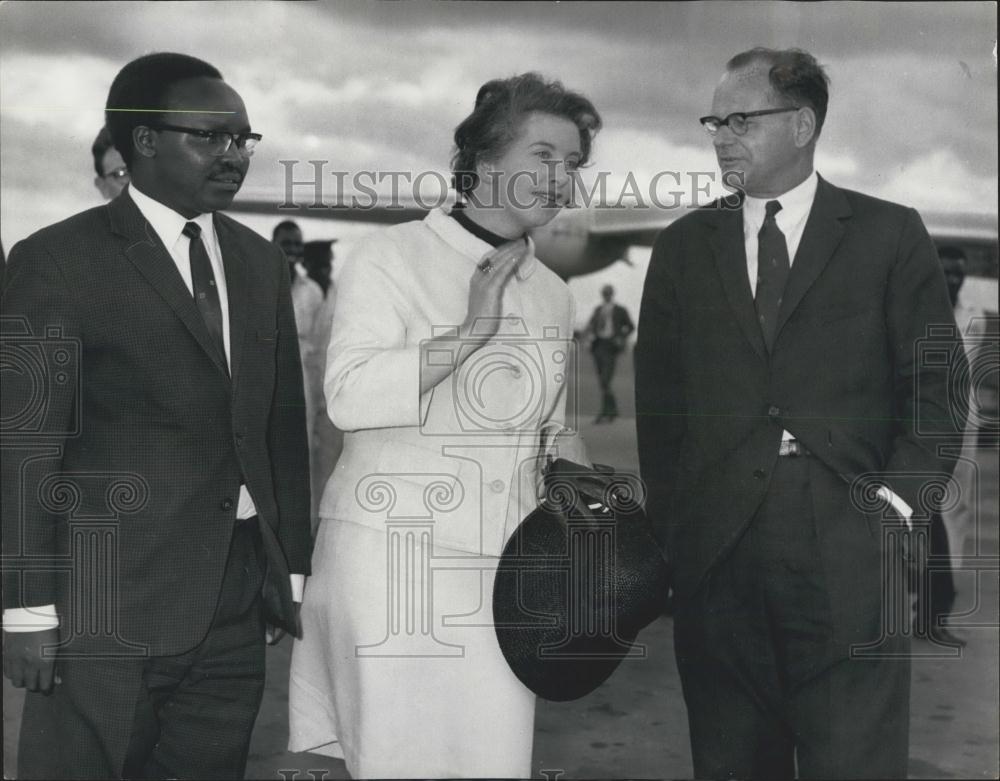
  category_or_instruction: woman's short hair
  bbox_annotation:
[105,52,223,168]
[451,73,602,196]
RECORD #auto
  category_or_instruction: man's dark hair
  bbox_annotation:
[105,52,223,168]
[272,220,301,240]
[727,48,830,137]
[91,125,115,177]
[451,72,602,197]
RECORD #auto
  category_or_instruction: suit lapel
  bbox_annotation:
[215,215,249,390]
[108,193,231,382]
[774,176,851,339]
[708,199,767,360]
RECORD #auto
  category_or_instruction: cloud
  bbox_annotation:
[870,149,999,213]
[1,1,996,251]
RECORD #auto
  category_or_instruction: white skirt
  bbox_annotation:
[288,519,536,779]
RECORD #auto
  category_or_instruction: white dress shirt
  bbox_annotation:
[128,184,257,521]
[742,170,819,298]
[743,170,818,447]
[4,186,305,632]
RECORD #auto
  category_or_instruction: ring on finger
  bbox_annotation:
[479,260,494,274]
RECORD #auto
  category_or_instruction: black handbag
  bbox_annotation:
[492,456,672,701]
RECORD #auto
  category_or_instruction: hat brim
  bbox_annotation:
[493,504,670,702]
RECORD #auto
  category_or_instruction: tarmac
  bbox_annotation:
[4,354,999,779]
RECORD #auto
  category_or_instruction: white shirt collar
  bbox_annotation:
[744,170,818,228]
[423,207,538,280]
[127,183,216,250]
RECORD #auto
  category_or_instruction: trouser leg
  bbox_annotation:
[123,519,267,780]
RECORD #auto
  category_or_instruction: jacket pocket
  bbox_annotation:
[356,440,472,519]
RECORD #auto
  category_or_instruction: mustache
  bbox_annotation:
[208,164,245,181]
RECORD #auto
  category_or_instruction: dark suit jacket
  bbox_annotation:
[587,303,635,351]
[635,176,964,646]
[1,191,312,656]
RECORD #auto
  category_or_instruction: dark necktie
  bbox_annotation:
[182,221,227,368]
[755,200,790,352]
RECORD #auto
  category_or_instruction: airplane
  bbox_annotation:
[227,189,999,283]
[227,188,997,441]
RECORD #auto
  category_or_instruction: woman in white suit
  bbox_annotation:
[289,73,601,778]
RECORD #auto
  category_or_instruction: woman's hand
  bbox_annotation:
[417,239,526,396]
[460,240,527,345]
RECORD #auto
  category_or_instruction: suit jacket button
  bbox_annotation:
[753,469,766,480]
[767,406,781,418]
[490,479,506,493]
[221,498,233,510]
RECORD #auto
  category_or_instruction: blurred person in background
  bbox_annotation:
[586,283,634,423]
[288,72,599,778]
[304,238,336,297]
[916,245,997,647]
[302,243,342,535]
[91,125,130,200]
[909,246,965,647]
[273,220,324,453]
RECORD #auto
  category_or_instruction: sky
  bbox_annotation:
[1,0,997,319]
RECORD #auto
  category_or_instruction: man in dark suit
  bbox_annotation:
[1,53,311,779]
[586,284,635,423]
[635,48,965,779]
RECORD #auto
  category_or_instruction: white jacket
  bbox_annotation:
[319,208,576,555]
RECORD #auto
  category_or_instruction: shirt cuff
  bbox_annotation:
[876,485,913,530]
[3,604,59,632]
[290,574,305,603]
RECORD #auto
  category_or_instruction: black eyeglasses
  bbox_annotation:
[151,124,262,156]
[699,107,800,136]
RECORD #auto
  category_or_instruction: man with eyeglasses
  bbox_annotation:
[91,125,130,200]
[2,52,311,779]
[636,47,964,779]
